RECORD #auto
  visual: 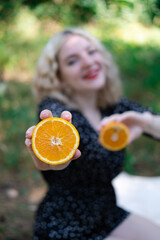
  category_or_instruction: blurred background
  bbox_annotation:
[0,0,160,239]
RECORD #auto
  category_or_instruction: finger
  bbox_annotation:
[117,113,134,124]
[25,126,36,139]
[72,149,81,160]
[25,138,36,160]
[98,114,121,132]
[25,139,48,169]
[40,109,53,120]
[127,127,142,145]
[117,111,142,124]
[61,111,72,123]
[25,139,38,161]
[25,138,32,148]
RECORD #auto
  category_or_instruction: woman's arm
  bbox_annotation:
[142,112,160,139]
[25,109,81,171]
[99,111,160,145]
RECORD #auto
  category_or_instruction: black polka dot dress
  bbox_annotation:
[33,97,155,240]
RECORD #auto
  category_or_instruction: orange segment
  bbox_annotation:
[32,117,80,165]
[99,122,129,151]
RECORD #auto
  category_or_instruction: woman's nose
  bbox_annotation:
[81,53,93,67]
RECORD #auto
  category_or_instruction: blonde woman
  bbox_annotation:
[25,28,160,240]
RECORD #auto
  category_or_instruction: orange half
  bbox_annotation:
[99,122,129,151]
[32,117,80,165]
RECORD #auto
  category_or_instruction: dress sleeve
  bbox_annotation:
[113,97,154,114]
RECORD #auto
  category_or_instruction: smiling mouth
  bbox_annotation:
[83,69,99,81]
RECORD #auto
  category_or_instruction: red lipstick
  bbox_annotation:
[83,69,99,81]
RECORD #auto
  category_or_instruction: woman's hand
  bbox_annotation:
[25,109,81,170]
[99,111,153,145]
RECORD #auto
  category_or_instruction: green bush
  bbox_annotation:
[0,81,36,169]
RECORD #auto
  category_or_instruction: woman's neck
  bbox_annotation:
[73,90,98,112]
[72,90,101,132]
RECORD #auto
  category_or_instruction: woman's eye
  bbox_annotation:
[67,58,77,65]
[88,49,97,55]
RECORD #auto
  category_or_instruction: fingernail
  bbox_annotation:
[65,113,71,118]
[43,113,48,118]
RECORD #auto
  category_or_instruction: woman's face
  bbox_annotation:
[58,35,106,92]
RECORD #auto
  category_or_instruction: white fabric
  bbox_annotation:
[112,172,160,225]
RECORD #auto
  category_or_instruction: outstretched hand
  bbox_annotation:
[25,109,81,170]
[99,111,152,145]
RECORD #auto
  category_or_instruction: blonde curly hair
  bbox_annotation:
[33,27,122,109]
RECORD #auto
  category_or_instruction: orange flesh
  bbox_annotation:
[99,122,129,151]
[32,118,80,165]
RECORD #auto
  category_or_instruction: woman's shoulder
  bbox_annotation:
[102,97,129,112]
[102,97,153,115]
[113,97,153,113]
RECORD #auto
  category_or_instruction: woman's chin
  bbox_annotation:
[82,78,105,91]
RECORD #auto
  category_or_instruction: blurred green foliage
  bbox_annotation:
[1,0,160,23]
[0,82,36,168]
[102,40,160,108]
[0,0,160,71]
[0,0,160,73]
